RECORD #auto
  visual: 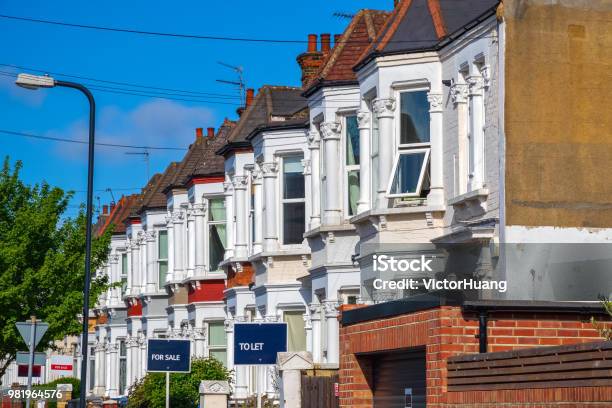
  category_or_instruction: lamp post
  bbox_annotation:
[16,73,96,408]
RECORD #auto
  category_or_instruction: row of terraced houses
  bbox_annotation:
[4,1,611,406]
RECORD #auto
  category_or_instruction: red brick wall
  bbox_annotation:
[339,306,610,408]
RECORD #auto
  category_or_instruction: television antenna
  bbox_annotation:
[216,61,245,106]
[125,150,150,182]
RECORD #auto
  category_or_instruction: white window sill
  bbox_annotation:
[447,188,489,208]
[303,223,356,239]
[349,204,446,225]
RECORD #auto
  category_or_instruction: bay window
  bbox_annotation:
[281,155,305,245]
[345,115,360,216]
[208,197,226,272]
[387,91,431,198]
[157,230,168,289]
[207,321,227,365]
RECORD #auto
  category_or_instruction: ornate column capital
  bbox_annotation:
[171,210,185,224]
[192,203,207,217]
[320,121,342,140]
[232,175,248,190]
[307,129,320,149]
[224,319,234,332]
[309,303,322,317]
[323,301,340,317]
[109,255,120,264]
[467,75,485,96]
[450,83,468,105]
[251,166,263,185]
[145,230,156,242]
[427,92,444,113]
[356,111,371,129]
[373,97,396,118]
[261,161,279,178]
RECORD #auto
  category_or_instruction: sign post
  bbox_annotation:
[234,323,288,408]
[147,339,191,408]
[16,317,49,408]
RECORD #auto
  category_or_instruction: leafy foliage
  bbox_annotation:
[0,157,111,381]
[126,358,232,408]
[591,297,612,340]
[33,377,81,408]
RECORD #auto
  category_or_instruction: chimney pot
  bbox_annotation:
[207,127,215,138]
[195,128,203,139]
[321,34,331,54]
[103,205,109,215]
[307,34,317,52]
[246,88,254,107]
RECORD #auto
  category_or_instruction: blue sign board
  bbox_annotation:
[147,339,191,372]
[234,323,287,365]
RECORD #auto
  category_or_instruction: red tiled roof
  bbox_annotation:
[97,194,141,236]
[303,9,390,93]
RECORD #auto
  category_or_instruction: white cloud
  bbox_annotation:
[49,99,216,160]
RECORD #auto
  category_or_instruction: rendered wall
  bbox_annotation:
[503,0,612,228]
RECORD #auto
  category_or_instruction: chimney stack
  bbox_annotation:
[321,33,331,55]
[334,34,343,46]
[195,127,204,139]
[103,205,109,215]
[297,34,324,88]
[207,127,215,138]
[246,88,254,107]
[110,202,116,212]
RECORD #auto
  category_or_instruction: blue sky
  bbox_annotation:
[0,0,384,217]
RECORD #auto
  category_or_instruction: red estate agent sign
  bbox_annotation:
[50,355,73,374]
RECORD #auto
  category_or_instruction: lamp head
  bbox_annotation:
[15,73,55,90]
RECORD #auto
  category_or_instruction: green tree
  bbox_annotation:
[127,358,232,408]
[592,297,612,340]
[0,157,111,381]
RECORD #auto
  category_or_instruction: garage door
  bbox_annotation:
[373,348,426,408]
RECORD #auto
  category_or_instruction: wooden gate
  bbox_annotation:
[301,373,339,408]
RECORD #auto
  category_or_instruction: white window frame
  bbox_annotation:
[157,230,168,289]
[206,196,227,273]
[279,154,306,246]
[386,88,432,198]
[342,113,360,218]
[207,320,227,364]
[120,253,128,296]
[386,148,431,198]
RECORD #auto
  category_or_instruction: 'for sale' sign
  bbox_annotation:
[50,355,74,376]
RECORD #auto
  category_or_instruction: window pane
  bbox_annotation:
[347,170,360,216]
[346,115,360,165]
[158,261,167,289]
[121,277,127,296]
[400,91,430,144]
[119,340,126,356]
[283,202,305,245]
[210,350,227,366]
[119,359,127,394]
[389,152,427,195]
[208,198,226,221]
[284,311,306,352]
[209,224,226,271]
[121,254,128,275]
[208,322,226,346]
[283,156,305,199]
[158,230,168,259]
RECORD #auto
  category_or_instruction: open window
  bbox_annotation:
[387,90,431,198]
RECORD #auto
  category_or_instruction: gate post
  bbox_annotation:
[199,380,230,408]
[277,352,313,408]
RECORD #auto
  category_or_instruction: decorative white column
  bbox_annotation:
[233,175,249,258]
[309,304,322,363]
[131,240,141,294]
[427,91,445,206]
[108,343,119,397]
[357,111,371,214]
[145,231,156,292]
[467,75,485,191]
[187,208,196,278]
[323,301,340,365]
[125,336,133,387]
[139,335,147,379]
[172,210,185,281]
[451,83,469,195]
[193,203,207,276]
[320,122,342,225]
[261,162,279,252]
[373,98,396,209]
[223,181,235,259]
[304,312,312,354]
[252,167,264,254]
[139,232,147,293]
[104,343,111,396]
[307,130,321,229]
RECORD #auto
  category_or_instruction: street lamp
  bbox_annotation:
[16,73,96,408]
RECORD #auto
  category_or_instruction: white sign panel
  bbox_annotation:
[50,355,73,375]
